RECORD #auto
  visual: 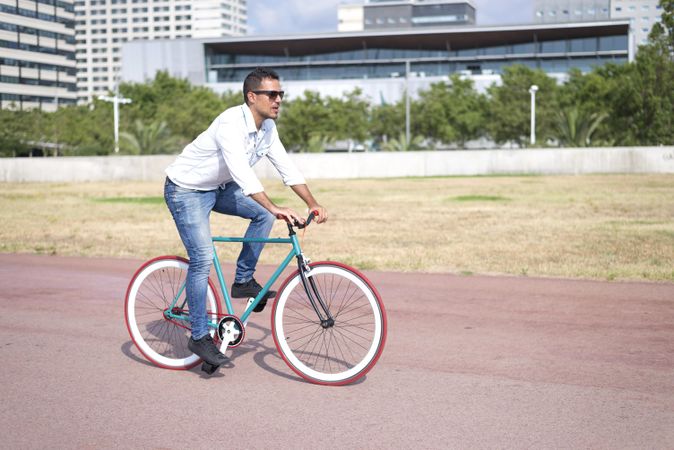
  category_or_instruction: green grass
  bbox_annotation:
[1,174,673,282]
[93,196,165,205]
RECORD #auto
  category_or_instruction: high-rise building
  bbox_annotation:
[534,0,663,47]
[338,0,476,32]
[74,0,246,103]
[611,0,662,46]
[0,0,77,111]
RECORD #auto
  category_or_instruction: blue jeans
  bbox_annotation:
[164,177,275,339]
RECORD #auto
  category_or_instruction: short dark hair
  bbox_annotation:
[243,67,280,104]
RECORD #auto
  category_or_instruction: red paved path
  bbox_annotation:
[1,253,673,448]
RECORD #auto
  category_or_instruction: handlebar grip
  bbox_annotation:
[295,211,317,229]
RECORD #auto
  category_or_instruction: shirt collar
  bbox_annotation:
[242,103,273,136]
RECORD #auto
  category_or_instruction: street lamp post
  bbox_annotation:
[99,89,132,153]
[405,60,411,146]
[529,84,538,146]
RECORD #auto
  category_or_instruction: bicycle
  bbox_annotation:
[124,212,387,386]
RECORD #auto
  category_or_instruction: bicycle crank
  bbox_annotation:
[217,315,245,348]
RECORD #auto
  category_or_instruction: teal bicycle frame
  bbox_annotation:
[163,218,328,330]
[211,234,299,324]
[161,234,298,328]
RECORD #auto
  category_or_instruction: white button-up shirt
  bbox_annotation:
[165,103,305,195]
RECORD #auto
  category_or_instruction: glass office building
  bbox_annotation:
[122,21,631,102]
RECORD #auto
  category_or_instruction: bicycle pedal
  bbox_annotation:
[253,295,270,313]
[201,362,219,375]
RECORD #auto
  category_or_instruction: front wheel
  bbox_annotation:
[124,256,222,370]
[271,262,387,386]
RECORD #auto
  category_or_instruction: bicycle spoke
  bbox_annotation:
[126,258,220,369]
[274,264,386,383]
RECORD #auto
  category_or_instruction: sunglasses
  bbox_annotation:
[252,90,285,100]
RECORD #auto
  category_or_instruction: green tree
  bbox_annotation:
[325,88,370,143]
[119,119,180,154]
[584,6,672,147]
[486,65,559,147]
[381,132,425,151]
[556,68,618,144]
[276,91,331,152]
[305,133,334,153]
[0,109,30,157]
[616,0,674,145]
[155,87,240,145]
[416,75,488,147]
[277,89,370,152]
[369,101,405,149]
[649,0,673,50]
[119,71,239,148]
[554,106,609,147]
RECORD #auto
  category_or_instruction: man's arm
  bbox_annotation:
[264,126,327,223]
[250,185,327,225]
[290,184,328,224]
[249,191,304,224]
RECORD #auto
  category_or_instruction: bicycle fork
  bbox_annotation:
[297,254,335,328]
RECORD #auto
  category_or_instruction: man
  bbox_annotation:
[164,67,328,367]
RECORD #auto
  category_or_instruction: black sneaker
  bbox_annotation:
[231,278,276,313]
[188,334,228,366]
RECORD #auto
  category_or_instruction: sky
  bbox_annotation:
[248,0,535,36]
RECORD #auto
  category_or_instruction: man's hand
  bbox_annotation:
[308,205,328,224]
[289,184,328,225]
[272,206,305,225]
[250,192,303,224]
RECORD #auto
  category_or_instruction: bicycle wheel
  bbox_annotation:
[124,256,222,370]
[272,261,387,386]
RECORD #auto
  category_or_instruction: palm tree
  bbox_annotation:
[555,106,609,147]
[119,120,180,154]
[381,132,425,151]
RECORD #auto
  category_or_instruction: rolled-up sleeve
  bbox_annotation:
[266,127,306,186]
[215,118,265,196]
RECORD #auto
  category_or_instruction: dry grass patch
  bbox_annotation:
[1,175,673,281]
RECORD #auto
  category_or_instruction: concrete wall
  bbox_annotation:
[1,147,673,183]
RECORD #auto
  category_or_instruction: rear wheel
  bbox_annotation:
[271,262,387,385]
[124,256,221,369]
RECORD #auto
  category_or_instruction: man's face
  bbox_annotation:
[249,77,283,121]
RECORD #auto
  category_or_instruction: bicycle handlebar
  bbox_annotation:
[295,211,317,229]
[279,210,317,230]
